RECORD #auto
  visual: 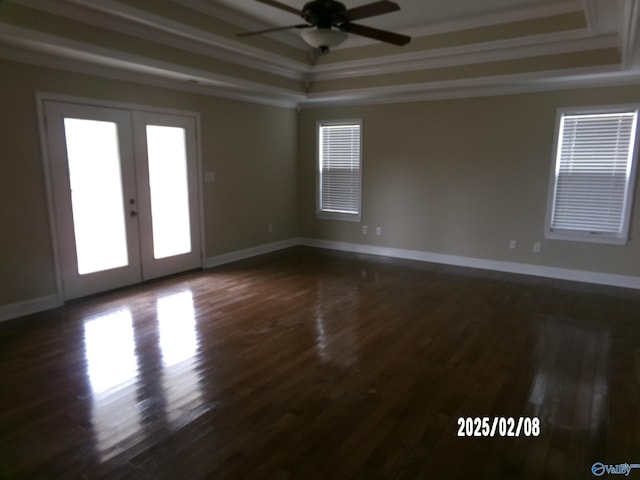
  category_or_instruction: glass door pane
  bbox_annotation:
[45,100,141,300]
[64,118,128,274]
[145,125,192,259]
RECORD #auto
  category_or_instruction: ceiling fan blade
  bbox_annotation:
[345,1,400,21]
[236,24,310,37]
[254,0,301,16]
[343,22,411,45]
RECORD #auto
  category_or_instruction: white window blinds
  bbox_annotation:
[548,109,638,242]
[318,122,362,219]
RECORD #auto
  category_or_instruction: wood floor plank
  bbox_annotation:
[0,246,639,479]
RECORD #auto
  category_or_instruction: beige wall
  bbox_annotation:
[0,59,298,306]
[2,56,640,311]
[298,86,640,277]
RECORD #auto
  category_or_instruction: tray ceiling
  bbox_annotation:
[0,0,639,107]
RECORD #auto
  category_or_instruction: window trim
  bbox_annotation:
[315,119,363,222]
[544,104,640,245]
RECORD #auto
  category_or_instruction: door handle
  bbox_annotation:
[130,210,138,217]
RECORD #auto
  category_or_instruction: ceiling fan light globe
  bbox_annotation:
[301,28,348,49]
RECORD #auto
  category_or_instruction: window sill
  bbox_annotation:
[316,211,361,222]
[545,230,629,245]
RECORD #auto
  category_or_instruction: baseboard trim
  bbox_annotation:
[0,294,61,323]
[299,237,640,290]
[204,238,301,269]
[0,239,300,323]
[2,237,638,323]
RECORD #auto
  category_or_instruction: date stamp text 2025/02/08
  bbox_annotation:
[457,417,640,477]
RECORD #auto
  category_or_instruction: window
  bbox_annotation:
[545,106,639,244]
[317,120,362,221]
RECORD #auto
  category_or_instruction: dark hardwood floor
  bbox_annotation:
[1,246,639,479]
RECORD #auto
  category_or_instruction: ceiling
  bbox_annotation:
[1,0,639,108]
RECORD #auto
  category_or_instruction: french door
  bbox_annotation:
[44,101,201,300]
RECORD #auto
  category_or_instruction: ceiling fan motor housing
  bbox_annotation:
[302,0,348,29]
[242,0,410,49]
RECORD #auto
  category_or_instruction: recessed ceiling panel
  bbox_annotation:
[212,0,563,32]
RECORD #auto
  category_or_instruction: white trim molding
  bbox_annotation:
[204,238,300,269]
[198,235,640,290]
[299,238,640,290]
[621,0,640,68]
[0,24,305,103]
[0,295,61,323]
[311,30,613,82]
[2,0,633,110]
[12,0,310,79]
[301,65,640,108]
[4,235,640,322]
[341,0,584,49]
[171,0,309,51]
[0,45,299,108]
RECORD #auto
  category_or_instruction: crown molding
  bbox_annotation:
[0,25,305,107]
[10,0,311,80]
[310,30,615,82]
[66,0,309,70]
[2,0,639,109]
[582,0,628,34]
[301,65,636,108]
[342,0,584,49]
[620,0,640,67]
[171,0,309,51]
[3,24,638,112]
[0,44,301,108]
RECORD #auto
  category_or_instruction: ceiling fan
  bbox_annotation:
[237,0,411,53]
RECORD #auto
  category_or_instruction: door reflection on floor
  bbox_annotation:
[84,308,142,462]
[83,289,206,462]
[157,290,204,427]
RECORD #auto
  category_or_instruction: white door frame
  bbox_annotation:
[44,101,144,299]
[36,92,205,304]
[132,110,202,280]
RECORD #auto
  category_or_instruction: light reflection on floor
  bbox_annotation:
[83,289,205,461]
[158,290,204,427]
[84,308,141,461]
[527,316,610,434]
[314,279,359,367]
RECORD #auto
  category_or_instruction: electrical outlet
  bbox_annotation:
[509,240,517,249]
[204,171,215,183]
[533,242,542,253]
[362,225,368,235]
[376,227,382,236]
[268,224,273,233]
